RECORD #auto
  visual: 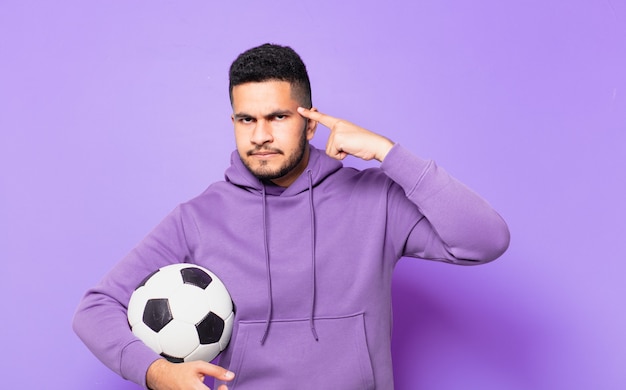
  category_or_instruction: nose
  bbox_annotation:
[250,120,273,145]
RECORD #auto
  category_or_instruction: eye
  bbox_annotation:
[274,115,287,121]
[239,117,255,124]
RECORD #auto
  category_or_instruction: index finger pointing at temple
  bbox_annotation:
[297,107,339,129]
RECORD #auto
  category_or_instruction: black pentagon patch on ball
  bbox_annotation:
[196,312,225,344]
[181,267,213,289]
[161,353,184,364]
[143,298,173,332]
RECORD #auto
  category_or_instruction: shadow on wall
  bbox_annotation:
[390,261,550,390]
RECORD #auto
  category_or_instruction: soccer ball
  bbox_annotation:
[127,264,235,363]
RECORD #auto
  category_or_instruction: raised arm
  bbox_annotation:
[298,106,510,264]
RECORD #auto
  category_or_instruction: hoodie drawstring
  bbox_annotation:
[259,171,319,344]
[260,186,273,344]
[307,170,319,341]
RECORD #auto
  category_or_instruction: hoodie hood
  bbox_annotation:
[224,144,343,196]
[223,144,342,343]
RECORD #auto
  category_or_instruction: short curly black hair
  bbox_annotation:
[229,43,312,108]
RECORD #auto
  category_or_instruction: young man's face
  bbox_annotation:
[231,80,317,187]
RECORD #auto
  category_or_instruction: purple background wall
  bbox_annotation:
[1,1,624,389]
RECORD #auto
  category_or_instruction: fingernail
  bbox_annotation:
[224,371,235,379]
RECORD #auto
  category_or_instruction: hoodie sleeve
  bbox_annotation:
[72,205,195,388]
[380,144,510,264]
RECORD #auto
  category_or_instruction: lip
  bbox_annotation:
[251,152,276,158]
[249,150,282,158]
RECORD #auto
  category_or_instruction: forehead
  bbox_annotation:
[231,80,298,113]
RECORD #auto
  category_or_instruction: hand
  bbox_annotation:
[146,359,235,390]
[297,107,394,162]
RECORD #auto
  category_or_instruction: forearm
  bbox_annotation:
[382,144,510,263]
[73,289,161,387]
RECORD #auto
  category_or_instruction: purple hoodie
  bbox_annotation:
[73,144,509,389]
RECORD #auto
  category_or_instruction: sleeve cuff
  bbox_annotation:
[120,339,162,389]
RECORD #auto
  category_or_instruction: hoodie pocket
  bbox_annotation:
[225,313,375,390]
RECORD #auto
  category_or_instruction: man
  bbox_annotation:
[73,43,510,389]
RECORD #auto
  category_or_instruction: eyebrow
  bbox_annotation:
[233,109,294,121]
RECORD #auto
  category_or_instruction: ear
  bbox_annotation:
[305,107,318,141]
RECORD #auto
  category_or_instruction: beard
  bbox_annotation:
[243,129,308,182]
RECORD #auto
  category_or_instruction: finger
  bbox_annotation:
[325,137,347,160]
[196,361,235,382]
[297,107,339,129]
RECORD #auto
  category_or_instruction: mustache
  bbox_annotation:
[247,147,284,156]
